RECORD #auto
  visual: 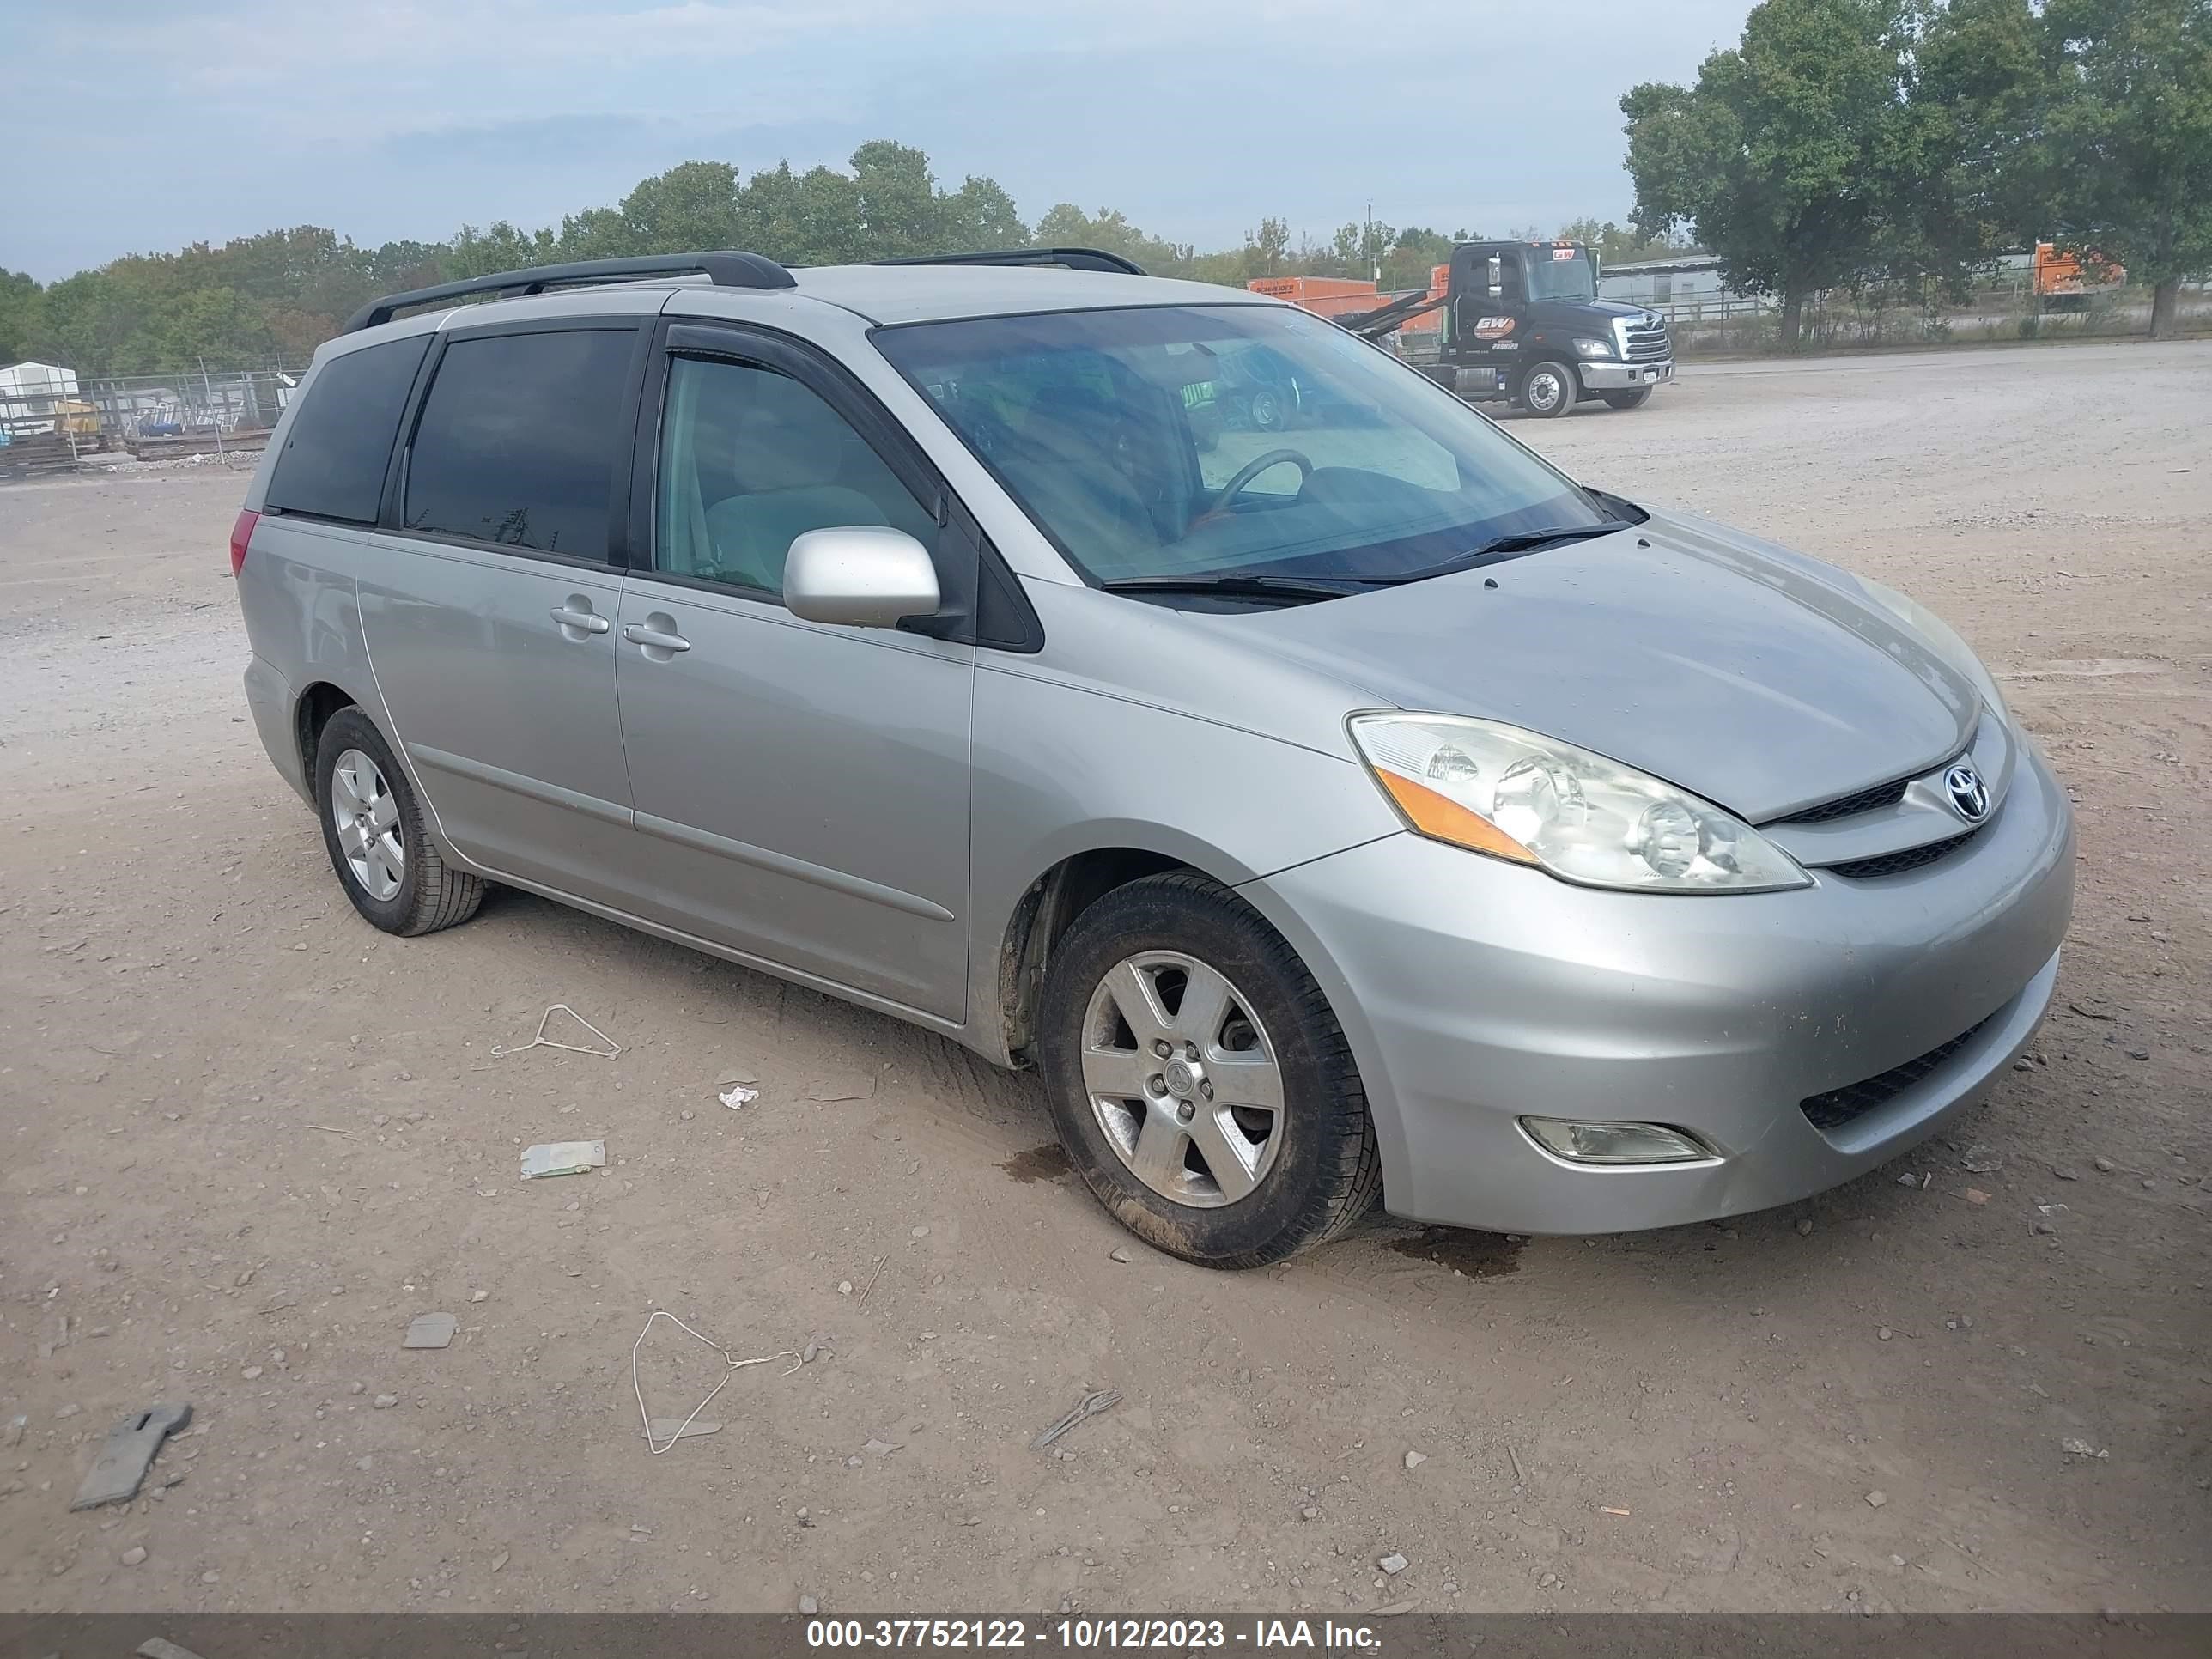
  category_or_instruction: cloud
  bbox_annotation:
[3,0,1754,278]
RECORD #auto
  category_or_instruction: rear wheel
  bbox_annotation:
[314,707,485,937]
[1601,386,1654,410]
[1249,387,1291,432]
[1039,872,1382,1267]
[1518,359,1578,417]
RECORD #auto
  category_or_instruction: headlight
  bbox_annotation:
[1856,578,2009,724]
[1573,337,1614,358]
[1349,714,1810,894]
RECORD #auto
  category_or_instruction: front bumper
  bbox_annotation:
[1578,359,1673,391]
[1240,740,2075,1234]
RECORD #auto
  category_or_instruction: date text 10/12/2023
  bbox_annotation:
[805,1619,1386,1651]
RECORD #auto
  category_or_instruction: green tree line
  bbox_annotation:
[0,136,1688,377]
[1624,0,2212,344]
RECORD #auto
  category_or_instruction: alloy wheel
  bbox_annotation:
[1079,951,1285,1207]
[330,747,404,902]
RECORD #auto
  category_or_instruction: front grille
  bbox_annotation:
[1824,827,1982,878]
[1800,1016,1993,1133]
[1777,776,1911,825]
[1623,318,1671,362]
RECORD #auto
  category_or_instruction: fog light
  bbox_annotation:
[1519,1118,1711,1164]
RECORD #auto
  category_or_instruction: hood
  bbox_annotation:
[1528,298,1653,325]
[1220,510,1980,823]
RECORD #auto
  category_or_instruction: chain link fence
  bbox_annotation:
[1,363,298,474]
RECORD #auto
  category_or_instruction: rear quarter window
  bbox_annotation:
[262,335,431,524]
[402,329,634,561]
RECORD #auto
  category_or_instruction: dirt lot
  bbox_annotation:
[2,340,2207,1618]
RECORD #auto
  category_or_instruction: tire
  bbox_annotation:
[1601,386,1654,410]
[1517,359,1578,417]
[1249,387,1291,432]
[313,706,485,937]
[1038,872,1382,1267]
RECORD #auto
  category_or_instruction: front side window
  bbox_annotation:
[875,305,1607,591]
[404,329,633,559]
[654,356,935,596]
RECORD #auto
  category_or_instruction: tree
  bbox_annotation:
[1382,227,1456,290]
[941,176,1027,250]
[1869,0,2050,300]
[1554,216,1699,265]
[1246,216,1291,277]
[0,269,40,362]
[1032,204,1194,272]
[614,161,744,253]
[1623,0,1916,346]
[848,141,944,258]
[2035,0,2212,337]
[731,162,856,264]
[447,222,558,279]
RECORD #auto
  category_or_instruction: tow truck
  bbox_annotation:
[1327,240,1676,417]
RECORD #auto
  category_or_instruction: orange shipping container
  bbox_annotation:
[1246,275,1380,301]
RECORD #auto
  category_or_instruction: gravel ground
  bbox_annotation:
[1,340,2207,1617]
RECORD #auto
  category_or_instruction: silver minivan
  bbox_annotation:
[234,248,2073,1267]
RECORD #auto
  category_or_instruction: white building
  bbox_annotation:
[1597,257,1738,309]
[1,361,82,435]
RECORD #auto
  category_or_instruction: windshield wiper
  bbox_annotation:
[1097,523,1626,604]
[1097,574,1370,604]
[1363,522,1625,586]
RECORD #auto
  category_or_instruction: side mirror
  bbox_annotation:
[783,526,940,629]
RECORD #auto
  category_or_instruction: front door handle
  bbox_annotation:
[623,619,691,655]
[550,605,611,635]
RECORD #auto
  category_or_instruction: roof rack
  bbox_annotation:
[876,246,1147,277]
[341,250,797,333]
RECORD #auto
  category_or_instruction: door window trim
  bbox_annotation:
[629,317,1043,653]
[378,315,654,574]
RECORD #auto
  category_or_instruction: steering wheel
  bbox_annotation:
[1206,447,1313,516]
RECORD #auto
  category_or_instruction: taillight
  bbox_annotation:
[229,508,260,577]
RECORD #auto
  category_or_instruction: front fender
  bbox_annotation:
[963,661,1400,1064]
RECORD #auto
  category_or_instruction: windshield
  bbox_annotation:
[873,304,1608,589]
[1527,247,1597,303]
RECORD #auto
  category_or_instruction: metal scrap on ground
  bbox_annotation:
[493,1004,621,1060]
[1033,1388,1121,1450]
[631,1309,799,1455]
[403,1312,458,1350]
[70,1401,191,1510]
[520,1139,607,1179]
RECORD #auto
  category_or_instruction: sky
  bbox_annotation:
[3,0,1756,282]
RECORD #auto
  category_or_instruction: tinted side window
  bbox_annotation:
[263,336,429,524]
[404,330,632,559]
[655,356,935,595]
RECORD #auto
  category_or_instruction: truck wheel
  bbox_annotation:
[1518,360,1577,418]
[1039,872,1382,1268]
[314,707,486,937]
[1601,386,1654,410]
[1249,387,1291,432]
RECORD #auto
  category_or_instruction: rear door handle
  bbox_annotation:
[550,605,611,635]
[622,621,691,654]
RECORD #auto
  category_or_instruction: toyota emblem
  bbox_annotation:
[1944,764,1990,822]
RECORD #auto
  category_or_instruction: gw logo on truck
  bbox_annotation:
[1473,315,1516,339]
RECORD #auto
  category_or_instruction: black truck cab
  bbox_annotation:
[1420,240,1674,417]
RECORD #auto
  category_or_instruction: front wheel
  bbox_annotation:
[1518,359,1579,417]
[1601,386,1655,410]
[1039,872,1382,1267]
